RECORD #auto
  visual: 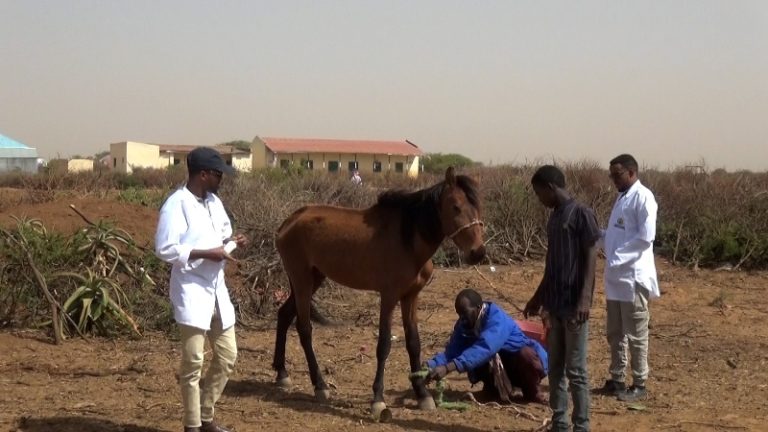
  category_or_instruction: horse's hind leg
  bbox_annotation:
[293,268,330,401]
[272,269,326,389]
[273,290,296,388]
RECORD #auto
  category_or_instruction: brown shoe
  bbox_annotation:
[201,420,233,432]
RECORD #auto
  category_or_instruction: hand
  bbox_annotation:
[540,309,552,330]
[427,365,449,382]
[576,303,590,324]
[232,233,249,248]
[523,298,540,319]
[210,245,237,263]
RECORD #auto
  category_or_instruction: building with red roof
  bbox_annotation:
[252,136,424,178]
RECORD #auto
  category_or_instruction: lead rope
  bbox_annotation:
[409,367,471,412]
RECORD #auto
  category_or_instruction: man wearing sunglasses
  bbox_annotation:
[155,147,247,432]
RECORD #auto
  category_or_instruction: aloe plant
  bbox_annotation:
[56,269,141,336]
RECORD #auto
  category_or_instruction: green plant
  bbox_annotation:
[421,153,478,174]
[117,187,167,208]
[0,215,162,340]
[709,288,729,313]
[56,269,141,336]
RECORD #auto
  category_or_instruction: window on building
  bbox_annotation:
[373,161,382,173]
[348,161,358,171]
[173,158,181,165]
[113,158,117,167]
[395,162,404,173]
[328,161,339,172]
[280,159,290,169]
[301,160,314,170]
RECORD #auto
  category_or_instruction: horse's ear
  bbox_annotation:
[445,166,456,186]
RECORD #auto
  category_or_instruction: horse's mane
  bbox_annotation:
[376,175,480,249]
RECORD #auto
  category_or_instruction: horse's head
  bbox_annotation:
[439,167,486,265]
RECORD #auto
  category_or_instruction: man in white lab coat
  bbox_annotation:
[155,147,248,432]
[598,154,659,402]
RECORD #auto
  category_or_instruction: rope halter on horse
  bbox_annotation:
[447,219,484,240]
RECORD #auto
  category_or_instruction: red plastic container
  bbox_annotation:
[516,319,548,350]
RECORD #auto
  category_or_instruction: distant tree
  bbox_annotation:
[218,140,251,152]
[421,153,479,174]
[94,150,110,160]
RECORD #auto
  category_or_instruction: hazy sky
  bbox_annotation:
[1,1,766,170]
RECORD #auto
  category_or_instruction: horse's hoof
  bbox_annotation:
[371,402,391,422]
[315,388,331,402]
[379,408,392,423]
[418,396,437,411]
[276,377,292,389]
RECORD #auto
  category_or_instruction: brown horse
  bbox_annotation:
[272,167,485,418]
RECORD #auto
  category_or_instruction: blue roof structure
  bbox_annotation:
[0,133,33,149]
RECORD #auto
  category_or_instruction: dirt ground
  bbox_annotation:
[0,190,159,247]
[1,195,767,432]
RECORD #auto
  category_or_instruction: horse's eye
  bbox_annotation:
[453,205,461,214]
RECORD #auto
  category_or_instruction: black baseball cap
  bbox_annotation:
[187,147,235,175]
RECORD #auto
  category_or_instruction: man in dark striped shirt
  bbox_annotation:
[524,165,600,432]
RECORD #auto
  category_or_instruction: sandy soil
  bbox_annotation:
[1,196,766,432]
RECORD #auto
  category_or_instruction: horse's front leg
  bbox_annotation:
[401,292,436,410]
[371,298,396,420]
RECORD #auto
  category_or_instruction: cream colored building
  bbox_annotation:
[47,158,95,174]
[110,141,251,174]
[67,159,95,172]
[251,136,423,178]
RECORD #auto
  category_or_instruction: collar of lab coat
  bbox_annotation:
[619,179,642,199]
[182,184,214,205]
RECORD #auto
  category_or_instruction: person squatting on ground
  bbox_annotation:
[426,288,548,404]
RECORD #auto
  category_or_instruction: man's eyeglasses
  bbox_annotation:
[609,170,627,180]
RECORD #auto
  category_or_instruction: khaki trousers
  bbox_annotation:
[606,284,650,387]
[178,306,237,427]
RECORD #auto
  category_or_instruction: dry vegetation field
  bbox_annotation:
[1,165,766,431]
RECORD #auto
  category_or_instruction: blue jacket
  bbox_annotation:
[427,302,548,381]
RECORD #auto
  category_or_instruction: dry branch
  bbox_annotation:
[464,392,541,422]
[658,420,747,430]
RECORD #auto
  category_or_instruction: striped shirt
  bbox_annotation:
[541,199,601,317]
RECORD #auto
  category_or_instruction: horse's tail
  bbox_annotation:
[310,301,333,326]
[283,273,332,326]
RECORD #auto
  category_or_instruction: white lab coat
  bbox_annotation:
[603,180,660,302]
[155,186,236,330]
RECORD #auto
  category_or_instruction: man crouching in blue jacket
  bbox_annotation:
[425,288,548,404]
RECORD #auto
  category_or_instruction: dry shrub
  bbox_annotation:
[651,167,768,269]
[204,164,768,320]
[0,167,185,197]
[220,170,385,320]
[1,163,766,329]
[0,217,170,339]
